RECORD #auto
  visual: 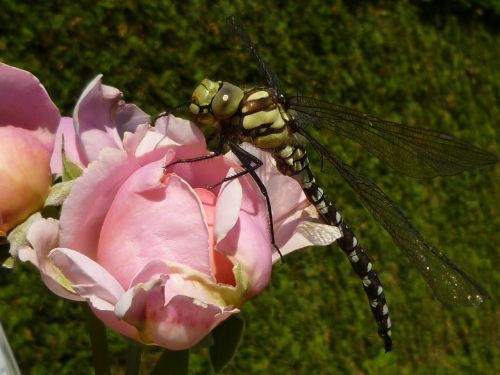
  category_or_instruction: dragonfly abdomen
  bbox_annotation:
[274,142,393,351]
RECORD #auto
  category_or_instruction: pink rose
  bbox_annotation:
[0,63,60,235]
[19,113,341,350]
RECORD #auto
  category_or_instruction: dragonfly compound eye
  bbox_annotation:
[212,82,244,119]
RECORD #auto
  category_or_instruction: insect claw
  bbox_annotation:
[153,111,170,125]
[275,244,285,264]
[163,159,181,172]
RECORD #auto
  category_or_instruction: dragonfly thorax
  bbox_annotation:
[189,78,244,126]
[190,79,293,149]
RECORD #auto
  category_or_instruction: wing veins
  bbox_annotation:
[289,96,498,178]
[298,127,490,306]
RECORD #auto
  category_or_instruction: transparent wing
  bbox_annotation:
[289,96,498,178]
[298,128,490,306]
[226,15,283,96]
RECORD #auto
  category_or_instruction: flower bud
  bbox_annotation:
[0,127,52,235]
[0,63,60,234]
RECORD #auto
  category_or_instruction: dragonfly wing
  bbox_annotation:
[226,15,283,96]
[289,96,498,178]
[298,128,490,306]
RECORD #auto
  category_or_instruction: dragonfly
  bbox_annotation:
[163,16,498,352]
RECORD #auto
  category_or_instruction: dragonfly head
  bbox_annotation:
[190,78,244,126]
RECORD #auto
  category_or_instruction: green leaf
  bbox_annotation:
[150,349,189,375]
[6,212,42,259]
[1,256,14,269]
[62,148,83,181]
[209,313,245,372]
[0,237,12,268]
[43,180,74,208]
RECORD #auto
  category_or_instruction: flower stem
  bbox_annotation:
[82,304,111,375]
[125,341,142,375]
[150,349,189,375]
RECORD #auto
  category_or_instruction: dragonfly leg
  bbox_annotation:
[153,111,169,124]
[206,143,262,190]
[225,142,284,262]
[164,153,220,171]
[153,101,192,125]
[163,134,225,171]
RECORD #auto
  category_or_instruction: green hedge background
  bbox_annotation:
[0,0,498,374]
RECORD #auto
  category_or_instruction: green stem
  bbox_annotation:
[150,349,189,375]
[125,341,142,375]
[82,304,111,375]
[0,239,10,265]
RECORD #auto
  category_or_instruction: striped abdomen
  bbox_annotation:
[274,142,393,351]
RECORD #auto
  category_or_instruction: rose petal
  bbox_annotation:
[50,116,88,173]
[0,63,60,150]
[122,123,151,156]
[226,143,310,227]
[116,276,238,350]
[154,115,206,151]
[126,260,241,306]
[216,172,273,297]
[167,152,240,193]
[275,217,343,263]
[224,143,340,262]
[49,248,125,310]
[59,148,138,259]
[115,102,150,139]
[215,168,243,244]
[18,218,83,301]
[193,188,236,286]
[97,165,213,287]
[224,143,318,255]
[132,116,210,167]
[91,308,139,341]
[73,75,124,161]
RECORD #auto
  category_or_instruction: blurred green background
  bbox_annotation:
[0,0,498,374]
